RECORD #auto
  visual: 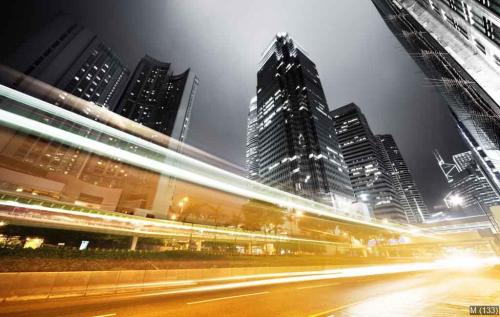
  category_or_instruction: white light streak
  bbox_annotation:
[0,85,435,237]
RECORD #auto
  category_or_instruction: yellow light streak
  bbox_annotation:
[137,257,500,298]
[0,200,345,245]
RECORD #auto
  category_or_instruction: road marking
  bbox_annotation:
[308,300,365,317]
[93,314,117,317]
[187,291,270,305]
[297,282,341,290]
[354,277,377,283]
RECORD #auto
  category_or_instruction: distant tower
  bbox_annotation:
[253,33,354,207]
[377,134,429,223]
[331,103,406,223]
[433,150,458,184]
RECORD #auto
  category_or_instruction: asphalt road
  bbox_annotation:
[1,267,499,317]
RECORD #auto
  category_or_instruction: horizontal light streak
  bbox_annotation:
[137,256,500,298]
[186,291,270,305]
[0,200,343,245]
[296,282,341,290]
[0,85,433,237]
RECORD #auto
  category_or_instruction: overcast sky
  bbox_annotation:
[0,0,467,209]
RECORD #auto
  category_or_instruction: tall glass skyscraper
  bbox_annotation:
[372,0,500,200]
[252,33,353,207]
[377,134,429,223]
[0,14,131,180]
[2,14,130,110]
[115,55,198,144]
[0,18,197,220]
[331,103,407,223]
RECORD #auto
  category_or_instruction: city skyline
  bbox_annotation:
[0,2,499,316]
[0,0,467,209]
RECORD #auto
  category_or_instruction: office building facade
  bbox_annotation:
[115,55,198,144]
[2,14,130,110]
[372,0,500,200]
[246,96,259,181]
[435,150,500,213]
[331,104,406,222]
[253,33,353,207]
[0,17,197,220]
[376,134,429,223]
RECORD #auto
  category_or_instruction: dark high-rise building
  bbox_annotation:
[372,0,500,201]
[331,103,406,223]
[246,96,259,181]
[113,55,198,219]
[376,134,429,223]
[0,14,131,181]
[0,17,197,220]
[2,15,129,110]
[115,55,198,143]
[253,33,353,208]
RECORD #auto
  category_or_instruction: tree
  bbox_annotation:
[240,199,285,234]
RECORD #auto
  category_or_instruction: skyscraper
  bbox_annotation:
[246,96,259,181]
[115,55,198,144]
[2,14,130,110]
[252,33,353,207]
[331,103,406,223]
[371,0,500,200]
[0,14,131,180]
[376,134,429,223]
[0,17,197,220]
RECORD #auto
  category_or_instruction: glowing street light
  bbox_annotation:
[445,193,464,207]
[177,196,189,220]
[359,193,369,202]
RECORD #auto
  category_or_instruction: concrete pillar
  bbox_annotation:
[130,236,138,251]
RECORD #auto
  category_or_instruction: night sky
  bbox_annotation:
[0,0,467,209]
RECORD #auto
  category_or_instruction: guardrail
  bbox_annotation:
[0,265,344,302]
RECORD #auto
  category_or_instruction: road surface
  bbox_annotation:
[0,267,499,317]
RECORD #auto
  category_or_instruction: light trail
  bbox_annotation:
[186,291,270,305]
[0,84,436,238]
[0,200,347,245]
[135,256,500,298]
[296,282,341,290]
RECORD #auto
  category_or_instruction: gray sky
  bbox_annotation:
[0,0,467,208]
